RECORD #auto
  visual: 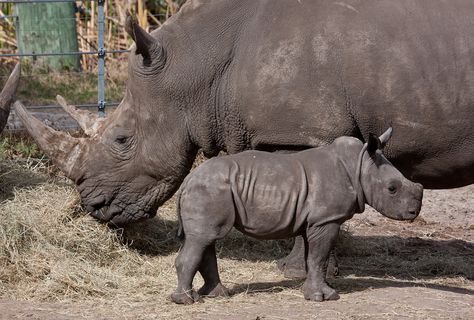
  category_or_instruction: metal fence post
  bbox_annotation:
[97,0,106,118]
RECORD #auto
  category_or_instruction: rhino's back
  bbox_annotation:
[228,0,474,188]
[193,148,351,239]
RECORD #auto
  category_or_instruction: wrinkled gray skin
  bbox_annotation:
[0,64,20,133]
[16,1,473,275]
[171,130,423,304]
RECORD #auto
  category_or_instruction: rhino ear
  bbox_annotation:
[378,127,393,149]
[367,133,381,155]
[125,15,164,64]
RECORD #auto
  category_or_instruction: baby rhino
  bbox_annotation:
[171,128,423,304]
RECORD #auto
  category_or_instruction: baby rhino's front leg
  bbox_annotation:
[303,222,340,301]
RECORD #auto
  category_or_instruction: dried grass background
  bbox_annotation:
[0,158,296,318]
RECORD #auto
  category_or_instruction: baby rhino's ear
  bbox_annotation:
[367,133,381,155]
[378,127,393,149]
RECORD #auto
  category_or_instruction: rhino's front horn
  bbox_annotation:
[0,63,21,132]
[14,101,86,181]
[56,95,104,137]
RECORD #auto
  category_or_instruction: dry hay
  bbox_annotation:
[0,159,297,318]
[0,159,472,319]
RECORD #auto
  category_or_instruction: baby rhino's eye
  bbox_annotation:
[388,185,397,194]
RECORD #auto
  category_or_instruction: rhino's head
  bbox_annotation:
[358,128,423,220]
[1,63,20,133]
[14,17,204,225]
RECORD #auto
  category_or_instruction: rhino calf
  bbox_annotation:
[171,128,423,304]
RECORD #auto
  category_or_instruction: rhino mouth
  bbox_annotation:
[89,199,159,225]
[85,181,169,225]
[91,206,122,223]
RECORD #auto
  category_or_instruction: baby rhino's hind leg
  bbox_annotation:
[171,236,208,305]
[172,181,234,304]
[198,243,230,298]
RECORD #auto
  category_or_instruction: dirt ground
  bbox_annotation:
[0,178,472,319]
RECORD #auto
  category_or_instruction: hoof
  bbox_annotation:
[198,283,230,298]
[170,290,201,305]
[303,283,340,302]
[304,289,340,302]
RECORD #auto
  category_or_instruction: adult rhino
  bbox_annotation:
[15,0,474,277]
[1,63,20,133]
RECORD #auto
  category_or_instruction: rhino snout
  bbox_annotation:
[407,207,420,220]
[403,198,423,221]
[414,183,424,200]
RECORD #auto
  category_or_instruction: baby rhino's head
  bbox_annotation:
[360,128,423,220]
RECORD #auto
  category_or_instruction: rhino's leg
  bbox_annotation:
[277,236,307,279]
[303,222,340,302]
[171,237,207,305]
[278,236,339,279]
[197,243,230,298]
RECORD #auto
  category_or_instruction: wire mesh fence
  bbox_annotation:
[0,0,180,131]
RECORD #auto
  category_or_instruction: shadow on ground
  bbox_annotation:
[121,217,474,282]
[120,217,183,255]
[226,276,474,298]
[333,276,474,295]
[0,160,50,202]
[337,233,474,281]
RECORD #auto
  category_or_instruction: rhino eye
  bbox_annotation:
[388,185,397,194]
[115,135,129,144]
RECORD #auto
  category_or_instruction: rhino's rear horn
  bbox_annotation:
[125,15,163,63]
[56,95,104,137]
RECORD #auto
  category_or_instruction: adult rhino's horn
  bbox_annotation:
[14,101,85,181]
[56,95,104,137]
[125,15,162,62]
[0,63,21,130]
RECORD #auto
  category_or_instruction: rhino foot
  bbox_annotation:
[170,290,202,305]
[303,283,340,302]
[198,283,230,298]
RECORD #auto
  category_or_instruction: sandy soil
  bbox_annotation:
[0,186,472,320]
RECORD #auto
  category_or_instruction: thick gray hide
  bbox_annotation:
[171,135,423,304]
